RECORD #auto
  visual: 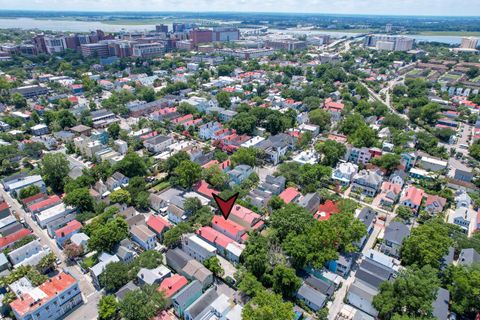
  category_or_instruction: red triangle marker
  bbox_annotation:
[212,193,239,220]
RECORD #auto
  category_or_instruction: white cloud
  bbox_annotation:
[0,0,479,16]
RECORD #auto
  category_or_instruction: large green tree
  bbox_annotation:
[41,153,70,193]
[316,140,347,166]
[120,285,167,320]
[373,265,440,320]
[400,219,453,268]
[98,295,120,320]
[64,187,94,212]
[242,289,295,320]
[272,264,301,299]
[88,217,129,253]
[172,160,202,189]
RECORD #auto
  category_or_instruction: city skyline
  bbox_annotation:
[1,0,480,17]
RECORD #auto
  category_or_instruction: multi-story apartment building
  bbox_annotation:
[10,272,83,320]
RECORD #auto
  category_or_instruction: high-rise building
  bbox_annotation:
[461,37,479,49]
[212,27,240,42]
[156,24,169,33]
[44,35,67,54]
[173,23,186,33]
[81,42,110,58]
[33,35,47,54]
[385,24,393,33]
[265,39,308,51]
[132,42,165,58]
[394,37,414,51]
[376,40,395,51]
[189,29,213,46]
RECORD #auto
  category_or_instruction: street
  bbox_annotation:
[0,186,99,319]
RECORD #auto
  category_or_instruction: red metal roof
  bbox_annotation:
[147,215,171,235]
[401,186,425,207]
[10,272,77,317]
[315,200,340,221]
[194,180,219,199]
[21,193,46,206]
[54,220,81,239]
[279,187,300,204]
[212,216,246,240]
[230,205,260,226]
[28,195,61,212]
[0,201,9,212]
[197,226,234,249]
[0,228,32,249]
[158,274,188,298]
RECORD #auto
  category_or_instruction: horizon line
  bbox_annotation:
[0,9,479,18]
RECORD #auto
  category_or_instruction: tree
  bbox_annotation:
[303,96,321,110]
[100,262,130,293]
[164,151,190,173]
[109,189,132,205]
[98,295,119,320]
[242,289,295,320]
[231,147,257,167]
[36,252,56,273]
[108,122,121,140]
[113,152,147,178]
[309,109,331,132]
[88,217,129,253]
[64,242,84,259]
[18,185,41,200]
[230,113,257,135]
[469,140,480,161]
[396,205,413,221]
[268,195,285,210]
[444,264,480,317]
[241,233,269,279]
[400,219,453,268]
[373,265,440,320]
[237,271,264,297]
[272,264,301,299]
[11,92,27,108]
[371,153,400,172]
[64,187,94,212]
[203,166,228,189]
[315,140,347,166]
[348,125,377,148]
[120,285,167,320]
[172,160,202,189]
[162,223,192,248]
[270,203,315,241]
[203,256,224,277]
[41,153,70,193]
[216,91,231,109]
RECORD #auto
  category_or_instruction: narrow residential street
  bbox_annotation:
[0,186,99,319]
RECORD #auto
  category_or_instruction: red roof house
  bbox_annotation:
[0,228,32,250]
[279,187,301,204]
[314,200,340,221]
[147,215,172,240]
[211,215,247,243]
[158,274,188,299]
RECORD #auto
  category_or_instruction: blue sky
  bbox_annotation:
[0,0,479,16]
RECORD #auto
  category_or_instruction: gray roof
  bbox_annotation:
[458,248,480,266]
[384,221,410,246]
[356,259,393,289]
[358,207,376,228]
[305,276,335,297]
[172,280,202,307]
[432,288,449,320]
[185,287,219,319]
[137,265,171,285]
[297,283,327,308]
[166,248,191,270]
[115,281,138,300]
[348,278,378,302]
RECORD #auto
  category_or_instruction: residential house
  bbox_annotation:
[455,190,471,209]
[90,252,120,288]
[3,174,46,197]
[314,200,339,221]
[158,274,188,306]
[227,165,253,185]
[137,265,171,286]
[144,135,174,153]
[389,170,407,187]
[352,170,383,197]
[400,186,425,212]
[296,282,328,312]
[348,147,372,165]
[356,207,376,248]
[378,182,402,207]
[331,162,358,186]
[211,215,247,243]
[130,225,157,250]
[458,248,480,266]
[70,233,89,251]
[165,248,213,289]
[419,156,448,172]
[380,221,410,258]
[146,215,171,242]
[7,239,50,268]
[181,233,217,263]
[424,195,447,214]
[0,228,32,251]
[279,187,301,204]
[106,172,129,191]
[296,192,322,214]
[254,133,295,165]
[54,220,82,247]
[171,280,203,317]
[197,226,244,263]
[327,254,354,277]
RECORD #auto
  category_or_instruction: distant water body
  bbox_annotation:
[0,17,465,45]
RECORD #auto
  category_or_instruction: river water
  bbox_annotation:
[0,17,468,45]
